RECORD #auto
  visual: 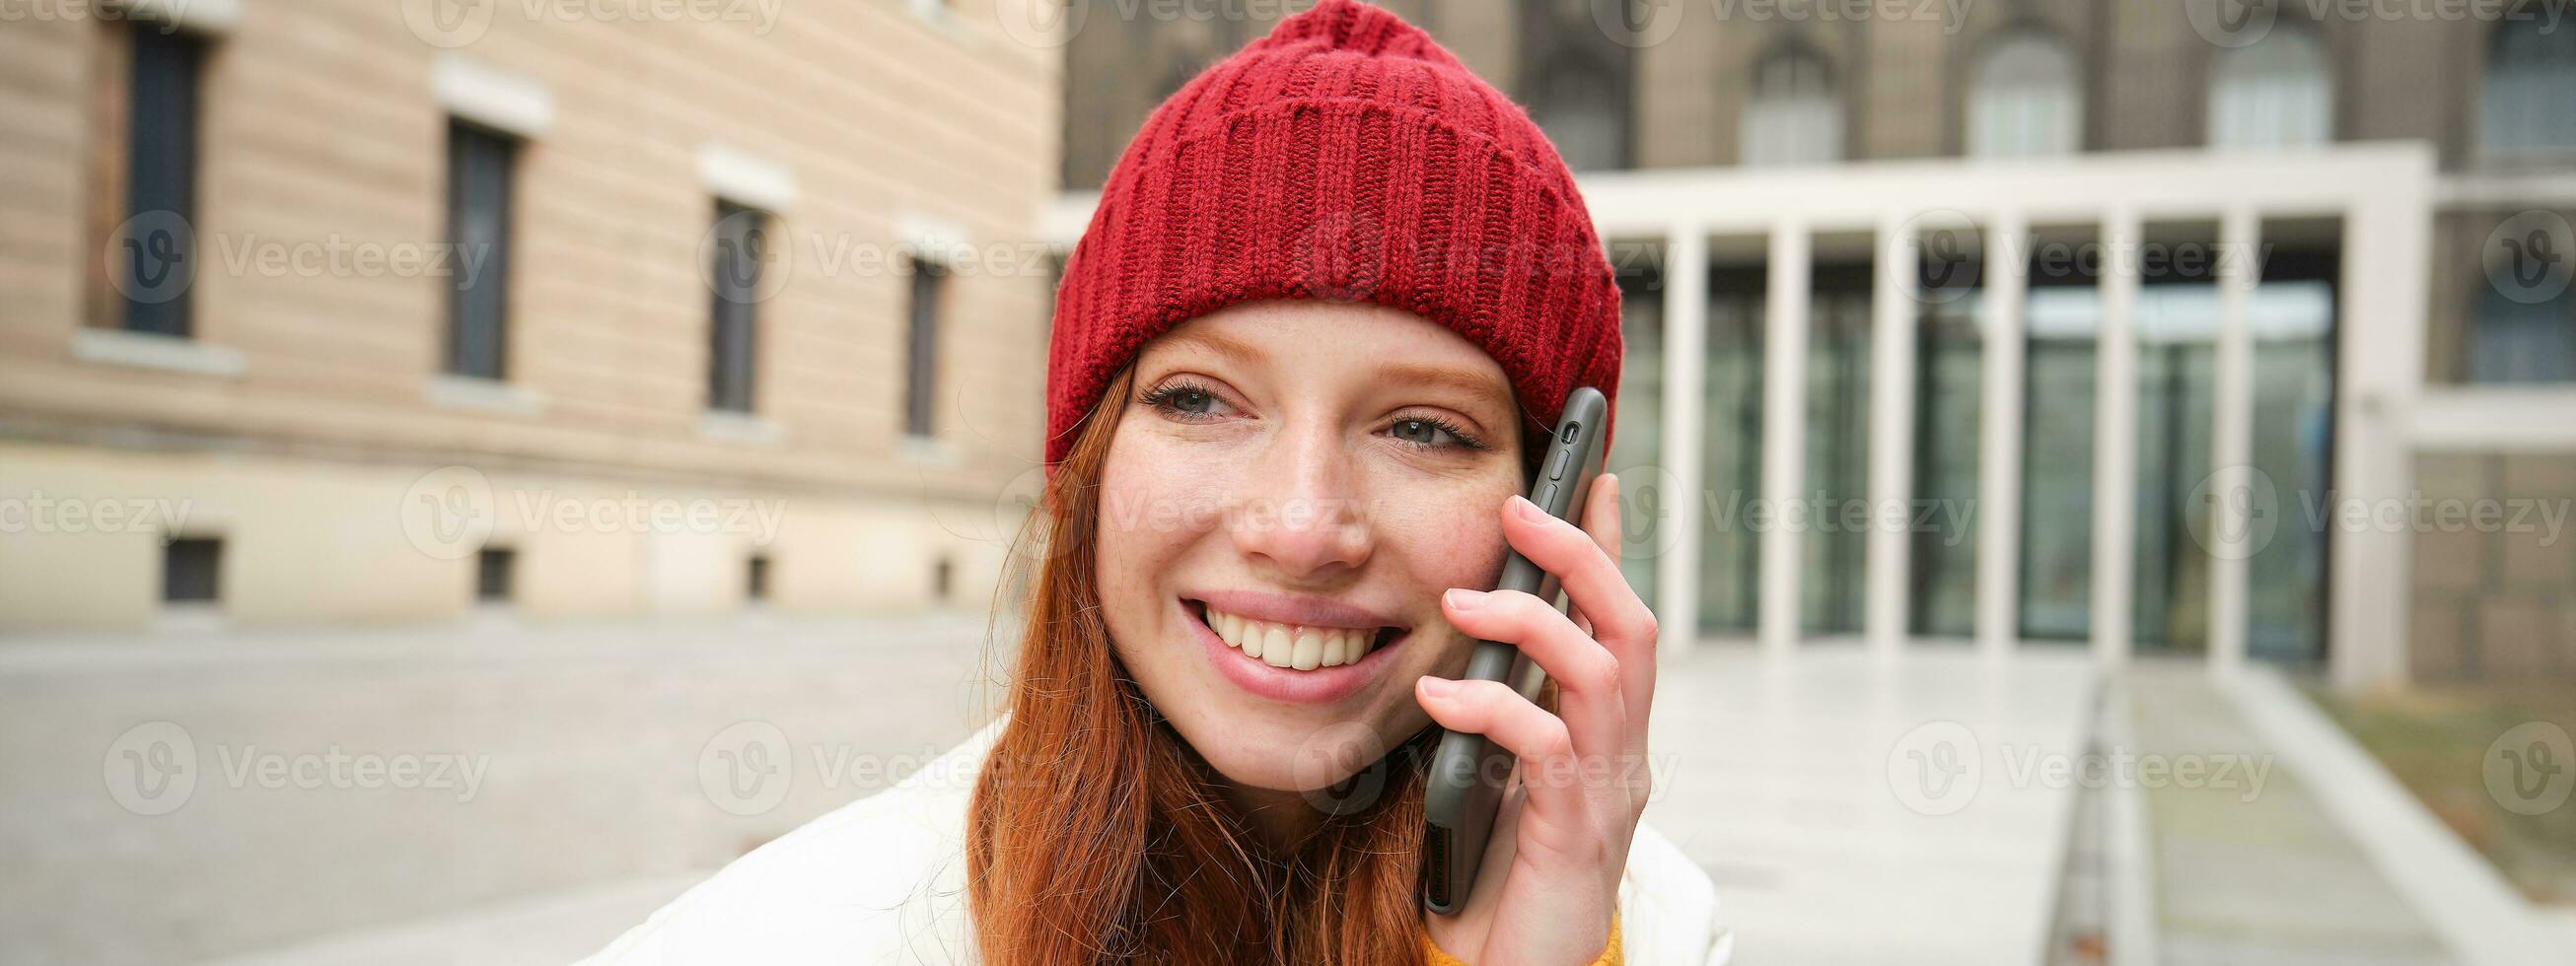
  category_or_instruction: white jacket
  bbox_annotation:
[582,719,1732,964]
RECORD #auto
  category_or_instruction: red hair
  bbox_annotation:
[966,365,1442,964]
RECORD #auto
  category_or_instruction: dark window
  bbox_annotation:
[119,24,207,337]
[475,547,515,602]
[162,537,220,603]
[747,555,771,602]
[708,201,765,412]
[445,120,517,380]
[933,555,954,603]
[904,257,948,438]
[2469,286,2576,382]
[2480,17,2576,159]
[1516,0,1634,171]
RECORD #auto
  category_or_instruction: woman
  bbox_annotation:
[584,2,1726,962]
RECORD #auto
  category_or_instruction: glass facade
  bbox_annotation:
[1701,268,1766,634]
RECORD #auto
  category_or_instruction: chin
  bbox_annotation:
[1163,699,1430,795]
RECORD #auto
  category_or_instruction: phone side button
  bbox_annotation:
[1535,482,1558,511]
[1545,447,1570,480]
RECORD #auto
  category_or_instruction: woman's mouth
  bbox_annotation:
[1180,595,1408,705]
[1197,602,1398,669]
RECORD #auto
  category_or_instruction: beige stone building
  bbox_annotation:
[0,0,1061,631]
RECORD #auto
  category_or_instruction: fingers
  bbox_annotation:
[1504,478,1660,741]
[1442,586,1623,760]
[1415,676,1584,814]
[1502,489,1657,655]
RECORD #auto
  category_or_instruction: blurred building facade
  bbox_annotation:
[0,1,1059,630]
[1057,0,2576,686]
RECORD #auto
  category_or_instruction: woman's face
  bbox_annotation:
[1095,300,1526,794]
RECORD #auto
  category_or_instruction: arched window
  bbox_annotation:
[2208,26,2332,149]
[1740,45,1841,167]
[2480,18,2576,159]
[1968,31,2081,159]
[1529,60,1626,172]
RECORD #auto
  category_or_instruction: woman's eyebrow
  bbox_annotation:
[1159,330,1264,367]
[1375,363,1513,415]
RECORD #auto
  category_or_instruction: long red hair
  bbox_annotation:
[966,364,1443,964]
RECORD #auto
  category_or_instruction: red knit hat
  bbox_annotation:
[1043,0,1623,469]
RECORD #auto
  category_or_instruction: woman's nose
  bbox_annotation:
[1226,428,1373,578]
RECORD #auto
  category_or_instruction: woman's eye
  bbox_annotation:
[1390,418,1457,448]
[1143,381,1234,420]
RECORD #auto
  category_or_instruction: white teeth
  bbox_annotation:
[1290,628,1321,670]
[1202,605,1385,670]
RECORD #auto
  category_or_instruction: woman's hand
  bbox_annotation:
[1417,473,1658,965]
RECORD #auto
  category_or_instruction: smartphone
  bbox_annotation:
[1421,385,1609,915]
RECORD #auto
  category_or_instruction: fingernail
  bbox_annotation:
[1418,676,1457,697]
[1510,494,1547,522]
[1444,587,1485,610]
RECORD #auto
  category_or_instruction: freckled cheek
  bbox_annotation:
[1095,442,1233,581]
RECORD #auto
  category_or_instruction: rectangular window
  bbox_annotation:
[445,119,517,380]
[162,537,221,603]
[747,555,771,602]
[904,257,948,439]
[475,547,515,602]
[117,24,207,337]
[707,201,764,412]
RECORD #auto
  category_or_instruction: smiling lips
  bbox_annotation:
[1200,604,1388,670]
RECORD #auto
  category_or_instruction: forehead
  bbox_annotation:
[1140,301,1513,404]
